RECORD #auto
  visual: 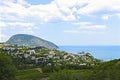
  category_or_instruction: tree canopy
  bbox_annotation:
[0,50,16,80]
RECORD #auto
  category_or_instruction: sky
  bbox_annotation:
[0,0,120,45]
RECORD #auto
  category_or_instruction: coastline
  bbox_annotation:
[58,45,120,61]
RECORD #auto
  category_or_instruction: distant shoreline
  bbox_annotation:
[58,46,120,61]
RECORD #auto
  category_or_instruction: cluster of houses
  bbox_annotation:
[1,44,97,66]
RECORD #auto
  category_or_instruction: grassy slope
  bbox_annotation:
[16,69,49,80]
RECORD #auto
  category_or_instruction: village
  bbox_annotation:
[0,43,98,67]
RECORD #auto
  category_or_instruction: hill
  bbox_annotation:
[6,34,58,49]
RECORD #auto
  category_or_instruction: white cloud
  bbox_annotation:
[6,22,35,27]
[102,15,109,20]
[0,0,119,41]
[0,0,29,19]
[63,29,105,34]
[80,25,107,30]
[116,13,120,18]
[101,13,120,20]
[0,22,7,31]
[73,22,107,30]
[55,0,77,8]
[7,22,36,34]
[0,21,36,36]
[73,22,92,26]
[0,22,6,27]
[63,30,80,34]
[0,22,35,29]
[28,2,63,22]
[64,21,107,34]
[0,34,9,42]
[28,1,77,22]
[0,0,76,23]
[0,0,120,23]
[77,0,120,15]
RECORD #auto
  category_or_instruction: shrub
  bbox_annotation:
[0,50,17,80]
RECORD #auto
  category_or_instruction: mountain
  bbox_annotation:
[6,34,58,49]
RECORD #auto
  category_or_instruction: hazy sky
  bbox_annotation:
[0,0,120,45]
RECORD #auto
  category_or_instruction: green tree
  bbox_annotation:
[0,50,17,80]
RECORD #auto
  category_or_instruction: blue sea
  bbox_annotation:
[58,46,120,61]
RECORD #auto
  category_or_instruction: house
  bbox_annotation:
[49,51,55,55]
[31,56,36,60]
[24,53,30,58]
[26,50,36,55]
[2,47,15,51]
[79,63,87,66]
[47,63,52,66]
[63,55,68,59]
[35,57,46,63]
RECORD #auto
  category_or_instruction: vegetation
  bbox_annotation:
[14,59,120,80]
[0,44,120,80]
[16,69,48,80]
[49,70,92,80]
[49,59,120,80]
[0,49,17,80]
[91,59,120,80]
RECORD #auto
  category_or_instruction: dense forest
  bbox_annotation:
[0,47,120,80]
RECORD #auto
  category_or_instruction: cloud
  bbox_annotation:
[63,29,105,34]
[77,0,120,15]
[28,0,77,22]
[0,0,119,42]
[72,22,92,26]
[64,21,107,34]
[63,30,80,34]
[116,13,120,18]
[0,22,6,27]
[0,0,29,19]
[0,34,9,42]
[0,21,36,35]
[0,0,76,23]
[102,15,109,20]
[73,22,107,30]
[5,22,35,27]
[80,25,107,30]
[0,22,7,30]
[28,2,64,22]
[101,13,120,20]
[0,0,120,23]
[0,22,35,29]
[6,22,36,34]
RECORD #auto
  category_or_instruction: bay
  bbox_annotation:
[58,46,120,61]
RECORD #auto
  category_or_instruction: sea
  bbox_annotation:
[58,46,120,61]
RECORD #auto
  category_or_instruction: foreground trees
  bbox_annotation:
[0,50,16,80]
[49,59,120,80]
